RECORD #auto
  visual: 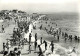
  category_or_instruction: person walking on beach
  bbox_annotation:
[57,35,59,41]
[49,41,54,53]
[40,37,42,44]
[43,40,47,50]
[35,33,37,41]
[38,45,43,56]
[34,40,37,51]
[3,43,6,52]
[2,25,5,33]
[29,33,32,44]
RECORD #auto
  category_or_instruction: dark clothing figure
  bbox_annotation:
[2,25,5,33]
[3,43,6,52]
[29,33,32,44]
[40,37,42,44]
[50,41,54,53]
[17,51,21,56]
[65,33,68,38]
[57,35,59,41]
[40,24,42,30]
[35,33,37,41]
[34,41,37,51]
[14,47,18,56]
[38,45,43,56]
[3,51,8,56]
[69,35,72,42]
[74,35,78,42]
[9,51,15,56]
[43,40,47,50]
[28,45,31,53]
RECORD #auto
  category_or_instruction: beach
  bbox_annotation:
[0,13,80,56]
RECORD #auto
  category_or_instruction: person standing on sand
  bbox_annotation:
[49,41,54,53]
[35,33,37,41]
[40,37,42,44]
[38,45,43,56]
[3,43,6,52]
[2,25,5,33]
[28,45,31,54]
[43,40,47,50]
[57,35,59,41]
[29,33,32,44]
[34,40,37,51]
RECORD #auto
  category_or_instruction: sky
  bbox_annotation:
[0,0,79,13]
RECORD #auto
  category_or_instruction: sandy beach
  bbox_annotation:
[23,15,80,56]
[0,14,79,56]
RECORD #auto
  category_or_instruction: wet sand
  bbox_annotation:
[31,19,80,56]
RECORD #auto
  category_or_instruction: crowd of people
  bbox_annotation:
[2,18,30,56]
[1,14,79,56]
[62,32,80,42]
[28,32,55,56]
[1,15,57,56]
[33,19,80,43]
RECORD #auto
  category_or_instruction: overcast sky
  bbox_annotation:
[0,0,79,13]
